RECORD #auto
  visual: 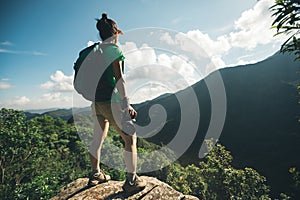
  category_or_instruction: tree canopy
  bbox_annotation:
[0,108,276,199]
[271,0,300,60]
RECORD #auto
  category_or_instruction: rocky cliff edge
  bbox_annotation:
[50,176,199,200]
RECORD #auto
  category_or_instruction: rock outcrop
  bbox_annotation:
[51,176,199,200]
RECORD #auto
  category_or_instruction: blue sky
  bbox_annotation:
[0,0,286,110]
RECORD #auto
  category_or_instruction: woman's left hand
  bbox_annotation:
[128,105,137,119]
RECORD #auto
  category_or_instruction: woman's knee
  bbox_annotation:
[123,134,137,147]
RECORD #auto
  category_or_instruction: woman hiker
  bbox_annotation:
[88,13,147,193]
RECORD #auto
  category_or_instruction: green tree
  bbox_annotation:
[288,167,300,198]
[271,0,300,60]
[164,142,271,200]
[0,108,55,199]
[0,108,91,199]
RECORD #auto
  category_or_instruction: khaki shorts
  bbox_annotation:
[91,102,122,130]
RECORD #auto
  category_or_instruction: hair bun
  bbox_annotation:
[102,13,108,19]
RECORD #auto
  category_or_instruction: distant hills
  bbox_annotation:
[25,51,300,197]
[26,108,62,114]
[25,108,72,121]
[25,107,90,121]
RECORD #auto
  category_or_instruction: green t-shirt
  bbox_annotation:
[95,43,125,103]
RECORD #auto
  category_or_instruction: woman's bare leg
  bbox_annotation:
[122,133,137,175]
[89,117,109,172]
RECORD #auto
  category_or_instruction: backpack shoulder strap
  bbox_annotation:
[74,42,100,71]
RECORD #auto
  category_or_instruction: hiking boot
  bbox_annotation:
[122,175,147,194]
[87,170,111,186]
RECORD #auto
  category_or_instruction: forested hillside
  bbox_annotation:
[0,108,281,199]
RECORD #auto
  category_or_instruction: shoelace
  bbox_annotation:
[128,176,137,186]
[128,180,136,186]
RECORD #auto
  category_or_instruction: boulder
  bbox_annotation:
[51,176,199,200]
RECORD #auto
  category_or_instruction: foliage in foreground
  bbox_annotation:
[271,0,300,60]
[158,143,271,200]
[0,108,295,199]
[0,108,90,199]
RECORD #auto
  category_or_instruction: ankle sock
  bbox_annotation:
[92,168,100,175]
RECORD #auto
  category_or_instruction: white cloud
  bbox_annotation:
[0,48,14,53]
[160,32,208,58]
[0,48,46,56]
[235,59,257,66]
[36,92,72,106]
[228,0,285,50]
[13,96,30,105]
[1,96,31,109]
[40,81,54,89]
[120,41,201,103]
[87,41,95,47]
[121,42,157,69]
[209,56,226,71]
[120,41,196,102]
[160,32,176,45]
[0,41,46,56]
[185,30,231,56]
[159,30,229,70]
[32,51,47,56]
[157,0,286,67]
[10,71,76,109]
[0,82,13,89]
[40,70,74,92]
[129,83,173,104]
[40,93,62,102]
[0,92,76,110]
[0,41,13,46]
